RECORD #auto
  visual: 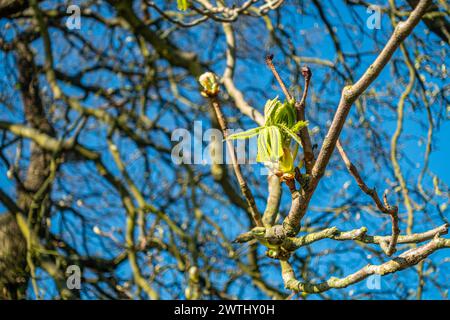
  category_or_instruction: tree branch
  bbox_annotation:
[200,75,263,227]
[336,140,400,255]
[311,0,431,185]
[283,224,448,251]
[281,235,450,293]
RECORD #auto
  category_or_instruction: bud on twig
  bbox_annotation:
[301,65,312,81]
[199,72,220,97]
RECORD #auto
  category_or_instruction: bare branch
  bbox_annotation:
[284,224,448,251]
[312,0,432,183]
[295,66,315,174]
[200,74,263,227]
[336,139,400,255]
[265,54,292,101]
[281,235,450,293]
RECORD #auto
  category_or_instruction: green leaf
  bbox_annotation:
[278,123,304,147]
[224,96,305,169]
[267,126,283,159]
[256,126,283,162]
[292,142,299,161]
[264,96,280,125]
[272,101,296,128]
[256,128,270,162]
[290,120,309,133]
[226,127,263,140]
[177,0,188,11]
[279,148,294,173]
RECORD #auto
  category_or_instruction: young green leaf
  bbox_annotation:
[177,0,188,11]
[256,126,283,162]
[278,123,304,147]
[226,127,263,141]
[290,120,309,134]
[264,97,280,124]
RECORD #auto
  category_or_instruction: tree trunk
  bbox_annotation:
[0,41,55,299]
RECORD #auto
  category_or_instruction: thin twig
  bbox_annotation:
[200,76,263,227]
[265,54,292,101]
[336,139,400,255]
[210,97,263,227]
[295,66,315,174]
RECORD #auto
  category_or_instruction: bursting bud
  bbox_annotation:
[199,72,219,97]
[185,286,192,299]
[188,266,200,283]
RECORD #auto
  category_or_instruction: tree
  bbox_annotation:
[0,0,448,299]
